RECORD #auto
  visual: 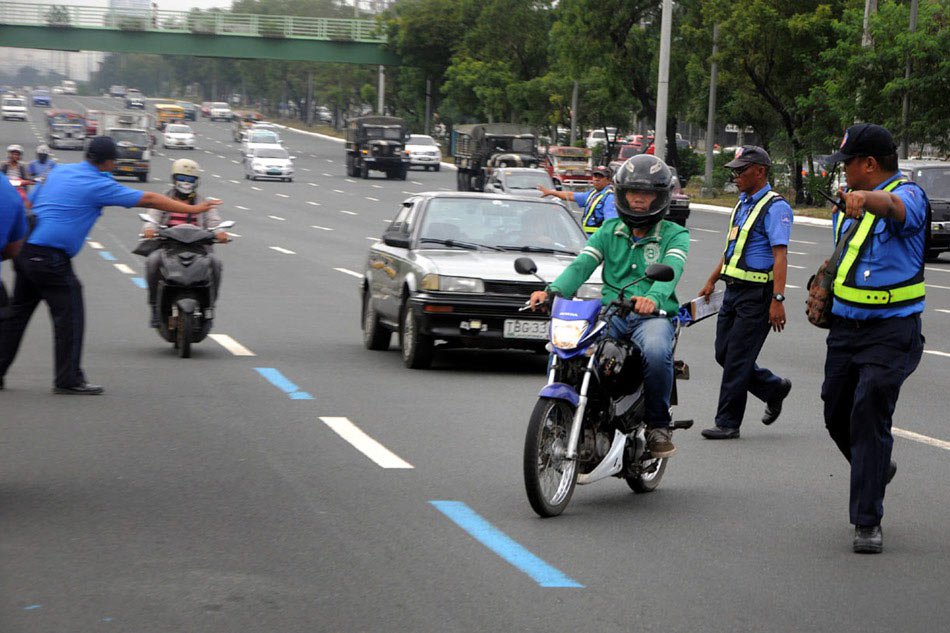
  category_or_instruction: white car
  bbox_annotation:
[244,147,295,182]
[405,134,442,171]
[1,96,28,121]
[210,101,233,121]
[162,124,196,150]
[249,122,281,140]
[585,127,618,149]
[242,130,283,158]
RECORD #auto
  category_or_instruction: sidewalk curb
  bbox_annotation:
[692,202,833,228]
[272,123,458,171]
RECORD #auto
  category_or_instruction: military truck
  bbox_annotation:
[345,116,410,180]
[452,123,539,192]
[96,111,153,182]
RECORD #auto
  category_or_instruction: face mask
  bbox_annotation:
[174,180,197,195]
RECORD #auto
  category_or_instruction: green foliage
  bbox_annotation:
[677,149,704,186]
[45,5,71,27]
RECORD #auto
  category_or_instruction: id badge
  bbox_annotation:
[728,225,739,241]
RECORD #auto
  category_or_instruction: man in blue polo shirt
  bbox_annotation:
[537,165,616,235]
[0,174,28,391]
[0,137,221,395]
[698,146,794,440]
[821,123,928,554]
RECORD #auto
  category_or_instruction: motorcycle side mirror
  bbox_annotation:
[137,212,152,222]
[215,220,235,230]
[514,257,538,275]
[644,263,675,282]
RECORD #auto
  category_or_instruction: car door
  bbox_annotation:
[370,199,417,319]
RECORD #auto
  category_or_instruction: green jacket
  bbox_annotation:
[548,218,690,315]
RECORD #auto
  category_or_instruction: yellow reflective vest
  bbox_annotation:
[581,186,614,235]
[719,190,782,283]
[832,179,925,308]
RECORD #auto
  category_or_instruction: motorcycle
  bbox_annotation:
[6,176,35,205]
[515,257,693,517]
[135,213,233,358]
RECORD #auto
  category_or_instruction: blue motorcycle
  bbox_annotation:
[514,258,692,517]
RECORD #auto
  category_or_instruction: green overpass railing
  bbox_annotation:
[1,2,387,43]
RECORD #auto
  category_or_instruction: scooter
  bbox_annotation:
[515,257,693,517]
[135,213,233,358]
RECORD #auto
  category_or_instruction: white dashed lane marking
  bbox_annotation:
[236,206,250,210]
[332,189,345,193]
[251,186,262,191]
[269,246,296,255]
[334,267,362,278]
[268,215,286,221]
[209,334,256,356]
[926,284,950,290]
[790,239,817,245]
[340,210,358,216]
[311,225,334,231]
[276,193,290,198]
[893,426,950,451]
[88,241,103,249]
[365,197,379,202]
[926,267,950,273]
[113,264,135,274]
[319,417,413,469]
[692,227,720,234]
[322,173,333,178]
[787,264,806,269]
[306,201,321,206]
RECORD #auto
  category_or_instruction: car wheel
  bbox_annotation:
[399,301,433,369]
[435,164,441,172]
[362,287,391,351]
[360,161,369,179]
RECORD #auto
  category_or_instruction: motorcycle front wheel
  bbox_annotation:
[524,398,578,517]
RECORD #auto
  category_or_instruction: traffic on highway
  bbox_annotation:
[2,92,950,632]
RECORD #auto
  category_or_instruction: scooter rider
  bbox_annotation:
[141,158,227,328]
[1,145,29,181]
[529,154,690,458]
[28,144,56,181]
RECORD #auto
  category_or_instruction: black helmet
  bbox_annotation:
[612,154,673,229]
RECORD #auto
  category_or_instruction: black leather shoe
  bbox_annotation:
[886,460,897,485]
[853,525,883,554]
[52,383,104,395]
[701,426,740,439]
[762,378,792,425]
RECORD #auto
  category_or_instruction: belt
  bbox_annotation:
[831,314,916,329]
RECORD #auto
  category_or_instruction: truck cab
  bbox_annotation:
[345,116,410,180]
[452,123,539,192]
[97,111,153,182]
[541,146,592,191]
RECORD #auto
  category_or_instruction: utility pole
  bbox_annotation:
[702,24,719,198]
[424,77,432,136]
[306,71,314,126]
[570,80,579,145]
[900,0,919,159]
[377,65,385,114]
[653,0,673,162]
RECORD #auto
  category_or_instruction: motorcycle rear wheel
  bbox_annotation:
[625,456,667,493]
[524,398,578,517]
[177,312,194,358]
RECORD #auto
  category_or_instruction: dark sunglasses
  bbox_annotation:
[174,174,198,183]
[730,164,754,177]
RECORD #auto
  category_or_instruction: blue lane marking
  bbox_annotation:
[99,251,117,261]
[430,500,583,588]
[254,367,313,400]
[131,277,147,289]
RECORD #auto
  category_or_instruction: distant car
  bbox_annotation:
[176,101,198,121]
[162,124,196,150]
[125,89,145,109]
[405,134,442,171]
[360,192,600,368]
[200,102,212,118]
[83,109,101,135]
[1,96,28,121]
[209,101,233,121]
[608,143,646,173]
[32,90,51,107]
[244,147,295,182]
[483,167,553,198]
[241,130,282,157]
[315,106,332,124]
[110,85,127,98]
[904,162,950,261]
[249,122,281,138]
[585,127,618,149]
[52,86,64,95]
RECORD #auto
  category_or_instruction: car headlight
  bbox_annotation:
[550,318,588,350]
[420,274,484,293]
[575,283,602,300]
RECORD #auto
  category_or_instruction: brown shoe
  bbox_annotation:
[647,428,676,458]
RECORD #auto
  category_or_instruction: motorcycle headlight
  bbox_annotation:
[575,283,603,300]
[550,318,589,350]
[420,274,484,293]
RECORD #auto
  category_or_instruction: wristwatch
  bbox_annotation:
[773,293,785,303]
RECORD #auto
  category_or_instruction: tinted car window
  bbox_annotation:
[254,148,289,159]
[504,172,553,190]
[913,168,950,199]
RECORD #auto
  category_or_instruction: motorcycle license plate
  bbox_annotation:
[118,165,133,171]
[503,319,549,340]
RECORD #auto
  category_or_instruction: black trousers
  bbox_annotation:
[821,314,923,527]
[0,244,86,388]
[713,281,786,428]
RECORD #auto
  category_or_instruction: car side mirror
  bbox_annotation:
[514,257,538,275]
[382,231,410,249]
[645,263,674,282]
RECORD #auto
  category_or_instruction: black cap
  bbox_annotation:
[724,146,772,169]
[86,136,118,163]
[591,165,612,177]
[827,123,897,164]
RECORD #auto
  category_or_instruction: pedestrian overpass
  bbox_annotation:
[0,2,399,65]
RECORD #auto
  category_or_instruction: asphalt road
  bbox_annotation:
[2,95,950,633]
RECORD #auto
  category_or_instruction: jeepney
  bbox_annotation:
[45,109,86,150]
[154,103,185,131]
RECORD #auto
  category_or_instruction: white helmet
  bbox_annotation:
[7,144,23,155]
[36,144,51,155]
[171,158,200,195]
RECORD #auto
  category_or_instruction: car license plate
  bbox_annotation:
[504,319,549,340]
[118,165,133,171]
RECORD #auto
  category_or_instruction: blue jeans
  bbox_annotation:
[607,313,675,428]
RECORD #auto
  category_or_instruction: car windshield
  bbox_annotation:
[504,172,553,190]
[913,168,950,198]
[255,148,289,159]
[619,146,640,159]
[364,125,404,140]
[419,198,585,253]
[488,137,535,154]
[409,135,436,146]
[4,99,24,107]
[553,156,588,168]
[249,132,278,144]
[166,125,191,133]
[112,130,148,144]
